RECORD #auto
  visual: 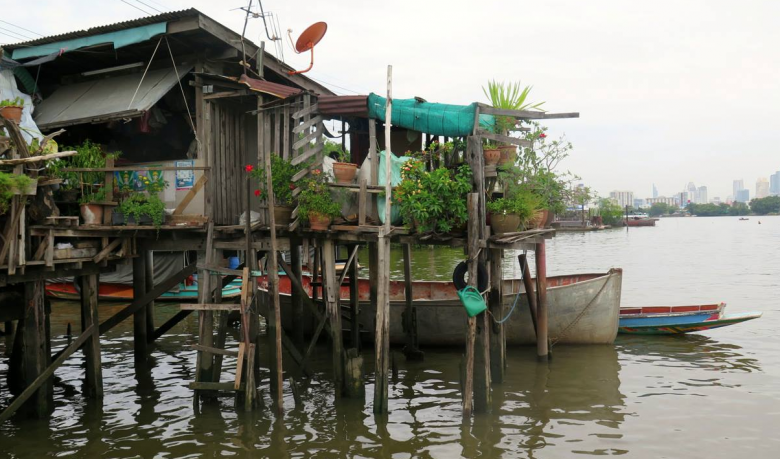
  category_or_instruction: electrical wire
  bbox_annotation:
[0,26,33,41]
[133,0,164,14]
[119,0,153,16]
[0,20,43,37]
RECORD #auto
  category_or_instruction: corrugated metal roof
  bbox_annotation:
[318,95,368,118]
[34,64,192,129]
[3,9,200,51]
[195,73,303,99]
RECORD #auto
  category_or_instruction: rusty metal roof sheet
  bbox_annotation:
[238,74,302,99]
[317,95,368,118]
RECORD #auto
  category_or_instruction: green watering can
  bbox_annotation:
[457,286,487,317]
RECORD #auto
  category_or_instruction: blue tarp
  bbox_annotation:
[368,93,478,138]
[12,22,168,60]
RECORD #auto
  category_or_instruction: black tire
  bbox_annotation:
[452,260,488,292]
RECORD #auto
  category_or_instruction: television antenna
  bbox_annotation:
[286,21,327,76]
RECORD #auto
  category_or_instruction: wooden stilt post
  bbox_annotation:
[348,244,360,350]
[4,321,14,357]
[463,193,478,417]
[80,273,103,398]
[132,250,148,363]
[290,236,305,350]
[488,249,505,383]
[402,243,423,360]
[21,280,51,417]
[343,348,364,398]
[519,254,538,337]
[323,239,344,395]
[144,250,155,340]
[535,240,549,361]
[373,65,394,415]
[260,111,284,412]
[195,224,215,400]
[211,249,227,379]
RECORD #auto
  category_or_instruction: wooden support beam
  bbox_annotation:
[195,223,215,392]
[348,244,360,350]
[0,324,94,423]
[463,193,478,417]
[172,174,208,215]
[535,240,549,361]
[488,249,505,384]
[98,264,197,335]
[16,280,51,418]
[289,236,305,349]
[191,344,239,356]
[0,150,76,166]
[278,257,331,336]
[322,239,344,396]
[401,243,423,360]
[91,238,122,263]
[80,274,103,398]
[132,252,148,364]
[180,303,241,311]
[519,254,539,338]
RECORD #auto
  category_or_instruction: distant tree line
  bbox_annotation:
[687,202,750,216]
[749,196,780,215]
[648,202,676,217]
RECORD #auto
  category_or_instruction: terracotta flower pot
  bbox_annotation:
[490,213,521,234]
[333,162,358,184]
[308,211,332,231]
[274,205,293,225]
[498,145,517,165]
[80,203,104,225]
[529,209,550,229]
[483,148,500,166]
[0,106,23,123]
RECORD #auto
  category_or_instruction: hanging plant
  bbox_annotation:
[0,172,33,214]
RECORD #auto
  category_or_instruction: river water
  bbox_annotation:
[1,216,778,458]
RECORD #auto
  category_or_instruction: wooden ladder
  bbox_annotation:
[182,224,259,405]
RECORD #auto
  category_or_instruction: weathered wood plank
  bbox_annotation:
[291,102,318,120]
[191,344,239,356]
[172,174,208,215]
[180,303,241,311]
[292,115,323,135]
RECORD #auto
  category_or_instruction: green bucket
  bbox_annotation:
[457,286,487,318]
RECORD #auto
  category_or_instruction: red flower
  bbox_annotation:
[289,183,296,190]
[245,164,254,173]
[254,189,261,197]
[539,133,547,139]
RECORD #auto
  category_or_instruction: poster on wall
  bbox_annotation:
[114,167,165,192]
[176,160,194,190]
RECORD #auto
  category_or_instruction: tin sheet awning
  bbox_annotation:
[34,65,192,130]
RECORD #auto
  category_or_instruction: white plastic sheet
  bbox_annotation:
[0,69,43,145]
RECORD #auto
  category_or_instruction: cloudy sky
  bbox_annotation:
[2,0,779,200]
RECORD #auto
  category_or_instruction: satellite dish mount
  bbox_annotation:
[287,21,327,76]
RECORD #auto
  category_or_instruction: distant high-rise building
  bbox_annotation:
[756,178,770,199]
[647,196,676,206]
[733,179,744,200]
[736,189,750,203]
[686,182,697,202]
[697,186,708,204]
[609,190,634,209]
[770,172,780,196]
[633,198,646,209]
[652,183,658,199]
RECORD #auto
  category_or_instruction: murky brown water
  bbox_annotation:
[1,216,779,458]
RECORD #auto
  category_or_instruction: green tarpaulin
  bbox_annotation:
[12,23,167,60]
[367,93,478,137]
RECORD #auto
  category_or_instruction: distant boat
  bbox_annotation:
[618,303,761,335]
[624,216,658,227]
[739,217,749,221]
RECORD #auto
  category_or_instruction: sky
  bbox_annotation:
[2,0,779,200]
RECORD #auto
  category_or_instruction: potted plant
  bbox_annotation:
[79,187,106,225]
[487,188,541,234]
[0,97,24,123]
[249,154,303,225]
[0,172,34,214]
[483,80,545,167]
[483,141,500,166]
[394,158,472,234]
[114,193,165,228]
[328,141,357,184]
[298,169,341,230]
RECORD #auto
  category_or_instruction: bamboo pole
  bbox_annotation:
[463,193,478,417]
[535,241,549,360]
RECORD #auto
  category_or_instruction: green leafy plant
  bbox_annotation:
[394,159,472,233]
[0,172,33,214]
[249,154,303,206]
[483,80,545,135]
[487,187,541,223]
[79,186,106,205]
[596,198,625,226]
[56,140,120,193]
[324,140,350,163]
[0,97,24,107]
[117,193,165,229]
[297,169,341,221]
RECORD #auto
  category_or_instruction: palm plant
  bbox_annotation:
[483,80,545,135]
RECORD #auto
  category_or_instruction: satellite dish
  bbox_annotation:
[287,22,327,75]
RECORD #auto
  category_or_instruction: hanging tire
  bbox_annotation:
[452,260,488,292]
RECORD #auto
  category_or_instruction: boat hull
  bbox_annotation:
[619,311,761,335]
[261,269,623,346]
[46,279,243,302]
